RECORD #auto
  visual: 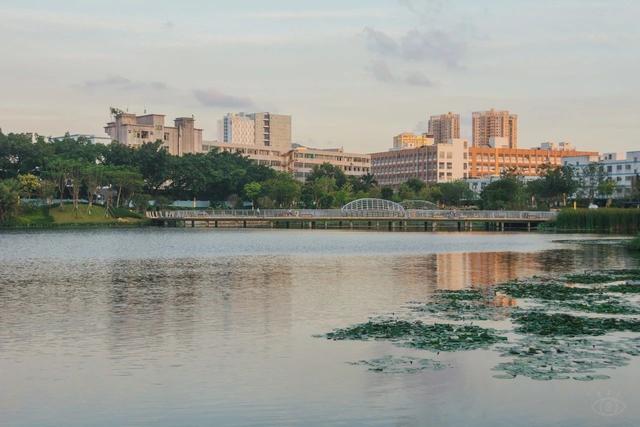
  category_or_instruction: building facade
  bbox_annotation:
[371,139,469,187]
[218,113,255,145]
[428,112,460,144]
[105,113,202,156]
[202,140,287,171]
[286,146,371,182]
[467,146,598,178]
[392,132,434,150]
[472,109,518,148]
[563,151,640,198]
[216,112,292,152]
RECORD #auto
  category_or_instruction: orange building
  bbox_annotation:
[468,146,599,178]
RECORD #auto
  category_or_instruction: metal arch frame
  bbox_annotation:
[341,198,407,217]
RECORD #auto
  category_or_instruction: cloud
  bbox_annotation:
[367,61,434,88]
[193,89,255,109]
[368,60,396,83]
[400,29,464,67]
[363,27,398,55]
[247,9,385,20]
[80,75,169,92]
[363,27,465,69]
[405,71,434,87]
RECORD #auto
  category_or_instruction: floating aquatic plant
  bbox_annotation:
[348,355,450,374]
[607,283,640,294]
[493,336,640,381]
[322,268,640,381]
[409,289,513,321]
[558,296,640,315]
[325,319,507,352]
[496,281,596,301]
[511,311,640,336]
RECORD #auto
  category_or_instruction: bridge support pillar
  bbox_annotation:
[311,221,316,229]
[457,221,461,231]
[243,220,247,228]
[214,220,218,228]
[469,221,473,231]
[349,221,353,230]
[527,222,531,232]
[207,220,210,228]
[191,220,195,228]
[324,221,328,229]
[501,222,505,232]
[432,222,437,231]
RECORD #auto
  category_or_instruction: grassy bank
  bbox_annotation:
[553,208,640,234]
[1,204,148,229]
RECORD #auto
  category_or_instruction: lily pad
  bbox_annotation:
[511,311,640,336]
[325,319,507,352]
[348,355,450,373]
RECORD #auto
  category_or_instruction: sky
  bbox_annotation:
[0,0,639,153]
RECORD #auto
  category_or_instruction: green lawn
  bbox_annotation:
[49,204,145,225]
[2,204,147,227]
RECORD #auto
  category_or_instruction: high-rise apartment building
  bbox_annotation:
[472,109,518,148]
[428,112,460,144]
[104,112,202,156]
[216,112,292,152]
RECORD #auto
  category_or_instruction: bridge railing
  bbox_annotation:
[407,210,557,221]
[147,209,557,221]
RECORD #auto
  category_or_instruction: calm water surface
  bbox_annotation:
[1,229,639,427]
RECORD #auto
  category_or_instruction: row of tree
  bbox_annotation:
[1,132,636,223]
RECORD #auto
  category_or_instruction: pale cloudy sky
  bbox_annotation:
[0,0,638,152]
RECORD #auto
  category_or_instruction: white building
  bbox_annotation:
[563,151,640,198]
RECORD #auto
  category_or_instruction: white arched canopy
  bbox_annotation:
[341,198,407,217]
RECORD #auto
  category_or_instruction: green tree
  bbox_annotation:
[480,177,526,210]
[262,173,301,208]
[438,181,474,207]
[598,179,617,207]
[306,163,347,188]
[0,179,20,223]
[17,173,40,201]
[380,187,394,200]
[528,164,578,207]
[243,182,262,208]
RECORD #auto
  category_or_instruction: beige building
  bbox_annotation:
[371,139,469,186]
[252,112,292,152]
[202,140,287,171]
[472,109,518,148]
[104,113,202,156]
[286,146,371,182]
[216,112,292,152]
[392,132,434,150]
[217,113,255,145]
[428,112,460,144]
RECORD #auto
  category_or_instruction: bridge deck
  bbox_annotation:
[147,209,556,224]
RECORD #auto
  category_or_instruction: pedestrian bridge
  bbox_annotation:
[146,198,556,231]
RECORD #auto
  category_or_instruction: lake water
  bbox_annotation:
[1,229,639,426]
